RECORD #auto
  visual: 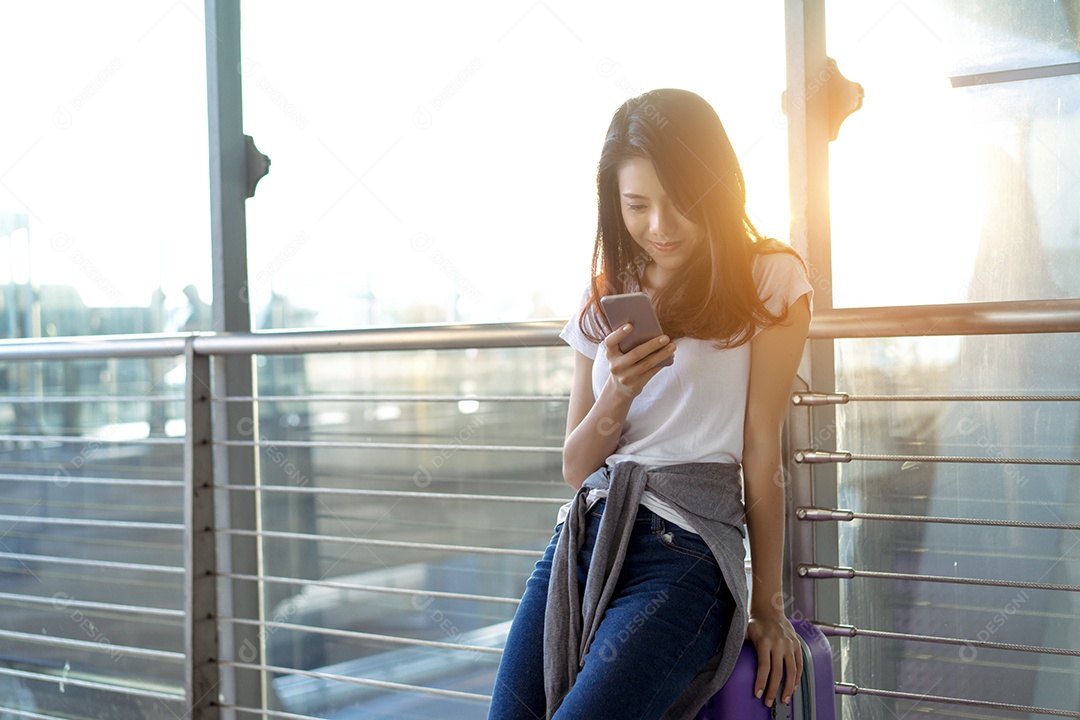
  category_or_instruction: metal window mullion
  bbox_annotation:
[205,0,261,717]
[784,0,840,641]
[949,60,1080,87]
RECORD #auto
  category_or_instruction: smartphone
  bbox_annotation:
[600,292,674,367]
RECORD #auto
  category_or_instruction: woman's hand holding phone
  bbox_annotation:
[600,292,675,398]
[603,323,676,398]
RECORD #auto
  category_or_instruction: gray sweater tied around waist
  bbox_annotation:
[542,461,748,719]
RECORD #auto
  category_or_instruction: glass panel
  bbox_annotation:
[240,1,789,330]
[833,331,1080,719]
[0,357,185,718]
[0,2,210,340]
[254,345,574,715]
[826,4,1080,713]
[826,1,1080,307]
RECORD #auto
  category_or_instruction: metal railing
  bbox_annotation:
[789,297,1080,720]
[0,298,1078,719]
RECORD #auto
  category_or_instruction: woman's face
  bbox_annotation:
[617,157,704,288]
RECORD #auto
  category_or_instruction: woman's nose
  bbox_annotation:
[650,205,677,237]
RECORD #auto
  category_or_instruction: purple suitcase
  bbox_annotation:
[694,618,835,719]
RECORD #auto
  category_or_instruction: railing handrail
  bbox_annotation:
[808,297,1080,339]
[2,298,1080,361]
[0,321,567,360]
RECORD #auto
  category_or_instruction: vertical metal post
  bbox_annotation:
[186,340,220,719]
[784,0,841,627]
[783,377,814,611]
[205,0,262,715]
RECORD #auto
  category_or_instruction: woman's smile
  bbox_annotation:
[617,157,704,285]
[649,240,683,254]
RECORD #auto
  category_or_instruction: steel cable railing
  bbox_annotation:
[218,437,563,453]
[222,616,505,656]
[1,299,1079,719]
[791,313,1080,720]
[215,708,326,720]
[220,482,569,505]
[217,527,547,557]
[797,506,1080,531]
[0,666,184,703]
[817,622,1080,658]
[832,684,1080,719]
[793,391,1080,405]
[794,449,1080,465]
[799,563,1080,593]
[219,660,494,702]
[215,571,522,606]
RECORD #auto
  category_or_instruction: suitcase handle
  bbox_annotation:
[770,635,815,720]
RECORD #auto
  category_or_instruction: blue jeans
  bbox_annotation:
[488,500,737,720]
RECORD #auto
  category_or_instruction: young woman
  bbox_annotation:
[489,88,812,720]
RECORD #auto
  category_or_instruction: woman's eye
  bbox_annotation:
[626,204,646,212]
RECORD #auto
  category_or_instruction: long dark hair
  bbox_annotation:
[581,88,796,347]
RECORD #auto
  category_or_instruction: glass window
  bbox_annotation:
[1,3,207,715]
[240,1,790,330]
[826,3,1080,717]
[827,0,1080,307]
[254,346,573,715]
[0,2,211,340]
[0,357,186,718]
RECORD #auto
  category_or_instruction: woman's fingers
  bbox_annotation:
[601,324,675,397]
[604,324,675,366]
[753,639,802,708]
[753,647,771,702]
[781,643,803,706]
[602,322,633,350]
[764,646,784,708]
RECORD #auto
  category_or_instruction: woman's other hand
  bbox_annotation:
[603,323,676,398]
[746,611,803,708]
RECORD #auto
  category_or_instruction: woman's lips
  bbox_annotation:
[651,241,681,253]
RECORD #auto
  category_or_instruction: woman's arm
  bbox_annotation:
[743,294,811,708]
[562,324,677,489]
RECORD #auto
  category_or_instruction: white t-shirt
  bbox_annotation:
[558,250,814,532]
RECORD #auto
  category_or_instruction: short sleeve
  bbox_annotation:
[559,286,600,359]
[753,250,814,320]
